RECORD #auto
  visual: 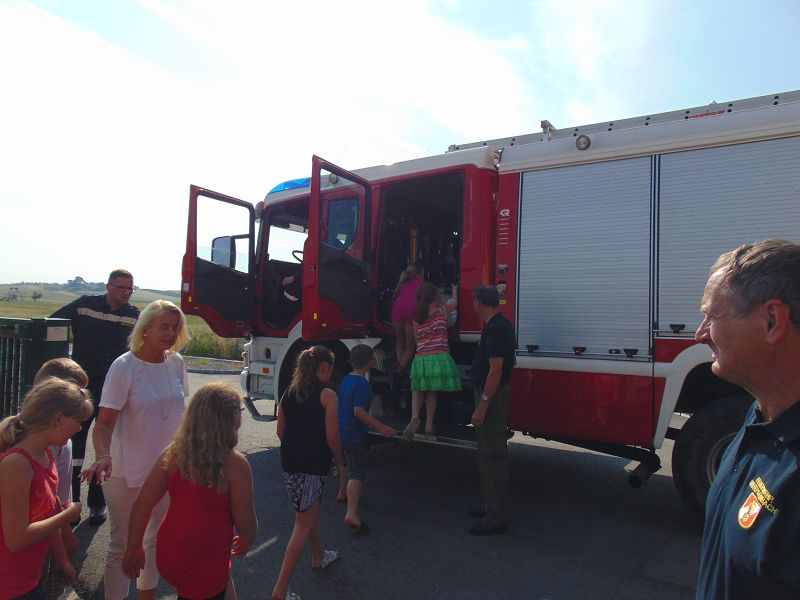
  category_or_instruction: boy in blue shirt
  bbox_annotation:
[337,344,397,533]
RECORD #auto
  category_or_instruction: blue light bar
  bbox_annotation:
[269,177,311,194]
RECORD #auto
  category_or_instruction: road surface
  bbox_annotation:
[65,371,700,599]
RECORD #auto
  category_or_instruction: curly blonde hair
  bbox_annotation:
[164,382,242,491]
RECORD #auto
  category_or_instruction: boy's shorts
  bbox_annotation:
[342,442,368,481]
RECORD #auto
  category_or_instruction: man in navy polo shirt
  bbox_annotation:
[695,240,800,599]
[468,284,516,536]
[51,268,140,525]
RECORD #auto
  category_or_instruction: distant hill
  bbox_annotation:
[0,283,180,306]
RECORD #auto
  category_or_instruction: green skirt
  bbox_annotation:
[410,352,462,392]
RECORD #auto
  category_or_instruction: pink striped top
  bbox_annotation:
[415,307,449,356]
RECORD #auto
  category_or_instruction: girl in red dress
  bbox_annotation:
[0,378,92,599]
[122,383,257,600]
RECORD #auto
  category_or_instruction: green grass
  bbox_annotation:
[0,293,244,360]
[0,300,60,319]
[185,316,246,360]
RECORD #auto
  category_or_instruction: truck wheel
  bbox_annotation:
[280,343,350,397]
[672,395,752,524]
[330,359,349,393]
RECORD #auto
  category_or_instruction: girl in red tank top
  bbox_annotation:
[122,383,257,600]
[0,378,92,599]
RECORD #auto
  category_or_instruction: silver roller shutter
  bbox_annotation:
[658,136,800,333]
[518,157,652,357]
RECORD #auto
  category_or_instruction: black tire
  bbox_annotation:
[329,356,350,394]
[672,395,753,524]
[279,342,350,397]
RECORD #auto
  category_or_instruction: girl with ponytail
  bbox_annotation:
[0,378,93,598]
[272,346,343,600]
[402,281,461,441]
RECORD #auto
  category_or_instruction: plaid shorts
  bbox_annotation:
[342,442,368,481]
[283,472,327,512]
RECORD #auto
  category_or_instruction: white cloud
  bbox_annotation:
[517,0,668,126]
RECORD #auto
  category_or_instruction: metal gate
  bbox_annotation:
[0,318,70,418]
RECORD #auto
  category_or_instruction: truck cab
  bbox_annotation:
[182,148,499,409]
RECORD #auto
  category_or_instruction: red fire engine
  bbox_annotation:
[182,89,800,520]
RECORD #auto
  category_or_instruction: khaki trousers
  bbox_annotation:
[475,383,511,527]
[102,476,169,599]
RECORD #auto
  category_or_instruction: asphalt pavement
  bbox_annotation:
[65,370,701,599]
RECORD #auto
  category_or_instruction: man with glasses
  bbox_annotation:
[51,269,140,525]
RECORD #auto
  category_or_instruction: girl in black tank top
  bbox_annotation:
[273,346,343,600]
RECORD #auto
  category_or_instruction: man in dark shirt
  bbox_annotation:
[695,240,800,599]
[468,284,516,535]
[50,269,140,525]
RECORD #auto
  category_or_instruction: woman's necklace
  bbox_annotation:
[139,351,172,421]
[157,361,172,421]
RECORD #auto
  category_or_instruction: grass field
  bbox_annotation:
[0,292,245,360]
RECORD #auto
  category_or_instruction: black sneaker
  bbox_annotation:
[467,505,486,519]
[89,506,107,526]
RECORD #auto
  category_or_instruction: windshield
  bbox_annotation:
[266,204,308,261]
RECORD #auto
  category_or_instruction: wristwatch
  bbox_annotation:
[480,394,489,403]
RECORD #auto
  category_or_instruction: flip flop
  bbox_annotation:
[348,519,370,534]
[311,549,339,572]
[403,417,421,441]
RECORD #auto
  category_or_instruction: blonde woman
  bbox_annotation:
[122,383,257,600]
[82,299,190,600]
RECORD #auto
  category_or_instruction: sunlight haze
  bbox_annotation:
[2,0,799,289]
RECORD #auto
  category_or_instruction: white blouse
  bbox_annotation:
[100,351,188,487]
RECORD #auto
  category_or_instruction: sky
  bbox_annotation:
[2,0,800,290]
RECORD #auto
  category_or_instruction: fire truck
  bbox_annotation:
[182,89,800,520]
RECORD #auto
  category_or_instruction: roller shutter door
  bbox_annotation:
[658,136,800,332]
[518,157,652,356]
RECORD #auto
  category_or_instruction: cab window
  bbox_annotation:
[325,197,358,251]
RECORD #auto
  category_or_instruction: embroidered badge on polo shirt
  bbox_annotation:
[738,477,778,529]
[738,492,762,529]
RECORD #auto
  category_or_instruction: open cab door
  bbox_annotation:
[302,156,372,340]
[182,185,255,337]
